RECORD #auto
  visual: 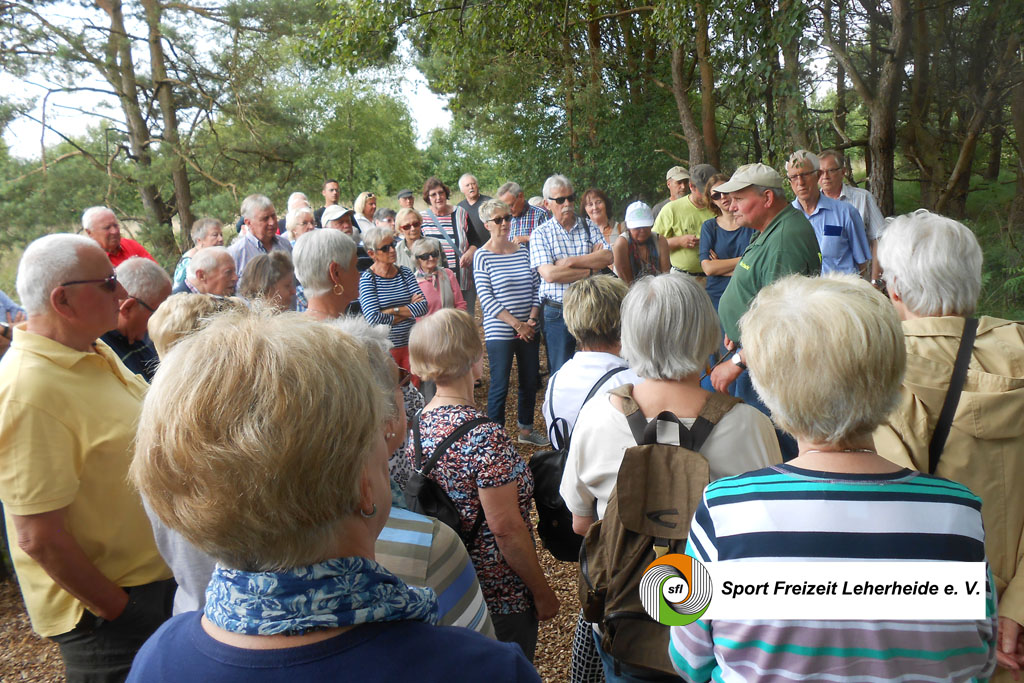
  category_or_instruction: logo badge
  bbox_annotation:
[639,553,713,625]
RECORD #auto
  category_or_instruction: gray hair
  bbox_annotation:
[16,233,102,316]
[818,148,844,167]
[754,185,787,201]
[458,173,477,187]
[878,209,982,317]
[190,217,222,243]
[240,194,274,222]
[81,206,114,232]
[116,257,172,304]
[620,273,720,379]
[187,246,231,281]
[285,207,314,230]
[787,149,820,171]
[329,316,398,418]
[497,181,522,198]
[287,192,309,210]
[363,225,396,252]
[542,174,574,200]
[238,251,294,301]
[478,198,510,223]
[411,236,441,258]
[292,229,357,298]
[374,207,396,222]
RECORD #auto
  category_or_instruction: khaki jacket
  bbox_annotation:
[875,315,1024,625]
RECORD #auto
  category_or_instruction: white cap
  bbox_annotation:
[321,205,355,224]
[716,163,785,193]
[624,201,655,229]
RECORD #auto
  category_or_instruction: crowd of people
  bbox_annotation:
[0,155,1021,683]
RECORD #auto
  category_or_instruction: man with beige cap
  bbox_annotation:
[710,163,820,458]
[652,165,690,218]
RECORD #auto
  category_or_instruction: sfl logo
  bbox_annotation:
[639,554,712,626]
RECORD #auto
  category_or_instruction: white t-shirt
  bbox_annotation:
[560,391,782,520]
[541,351,642,448]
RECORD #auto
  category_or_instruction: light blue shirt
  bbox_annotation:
[226,231,292,278]
[793,194,870,275]
[529,215,609,303]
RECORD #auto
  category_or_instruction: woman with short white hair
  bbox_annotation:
[172,217,224,287]
[669,274,996,683]
[412,237,466,315]
[293,229,359,320]
[284,207,316,245]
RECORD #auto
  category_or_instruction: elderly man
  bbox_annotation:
[652,163,717,280]
[497,181,548,248]
[787,150,871,276]
[0,234,173,682]
[174,246,238,296]
[818,148,886,281]
[277,191,310,234]
[314,179,341,229]
[709,163,821,458]
[227,194,292,278]
[872,210,1024,681]
[457,173,492,245]
[100,257,172,383]
[81,206,156,267]
[397,188,415,209]
[652,165,691,217]
[530,174,613,373]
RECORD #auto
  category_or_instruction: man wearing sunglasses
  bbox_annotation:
[0,234,173,681]
[82,206,157,267]
[529,174,614,373]
[100,257,173,383]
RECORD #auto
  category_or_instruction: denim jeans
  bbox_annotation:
[731,368,799,460]
[486,337,541,429]
[591,629,679,682]
[542,302,576,374]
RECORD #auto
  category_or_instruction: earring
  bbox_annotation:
[333,283,344,296]
[385,432,396,440]
[359,503,377,519]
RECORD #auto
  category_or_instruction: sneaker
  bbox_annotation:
[517,430,550,447]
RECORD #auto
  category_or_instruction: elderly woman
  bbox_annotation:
[699,172,756,310]
[293,229,359,320]
[397,208,448,271]
[412,236,466,315]
[148,293,246,359]
[374,207,397,229]
[422,177,481,309]
[237,250,296,311]
[358,226,428,372]
[473,198,544,446]
[172,217,224,287]
[582,187,624,244]
[284,206,316,245]
[873,210,1024,680]
[407,309,560,661]
[612,201,671,284]
[354,191,377,236]
[126,309,536,681]
[668,274,996,682]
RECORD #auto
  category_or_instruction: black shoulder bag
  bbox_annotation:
[927,317,978,474]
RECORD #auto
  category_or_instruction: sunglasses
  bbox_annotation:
[60,274,118,292]
[550,194,575,205]
[711,192,724,200]
[490,215,512,225]
[376,243,396,252]
[397,366,412,387]
[399,222,421,230]
[416,251,439,261]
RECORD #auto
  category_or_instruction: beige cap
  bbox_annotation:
[321,205,355,224]
[715,163,784,193]
[666,166,690,181]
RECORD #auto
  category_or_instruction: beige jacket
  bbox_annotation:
[875,315,1024,626]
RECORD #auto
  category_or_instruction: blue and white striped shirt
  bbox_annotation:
[529,216,609,303]
[473,246,540,341]
[358,266,429,348]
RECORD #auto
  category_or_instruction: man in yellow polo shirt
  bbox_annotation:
[0,233,172,683]
[652,163,717,281]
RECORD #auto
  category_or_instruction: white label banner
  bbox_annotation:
[701,562,987,620]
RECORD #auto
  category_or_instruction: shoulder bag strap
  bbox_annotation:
[412,409,424,469]
[418,416,491,477]
[426,209,462,271]
[688,393,742,451]
[566,366,629,446]
[545,370,568,448]
[928,317,978,474]
[609,383,647,445]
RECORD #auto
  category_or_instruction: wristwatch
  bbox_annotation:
[731,353,747,371]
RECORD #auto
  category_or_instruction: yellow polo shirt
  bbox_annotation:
[0,326,170,637]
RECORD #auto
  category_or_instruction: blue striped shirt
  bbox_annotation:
[509,205,548,243]
[358,266,429,348]
[473,247,540,341]
[670,464,997,683]
[529,216,609,303]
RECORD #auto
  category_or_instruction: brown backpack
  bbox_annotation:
[578,384,739,676]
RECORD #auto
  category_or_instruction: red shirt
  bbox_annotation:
[108,237,156,267]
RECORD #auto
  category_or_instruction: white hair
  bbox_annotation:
[240,194,274,221]
[542,174,574,200]
[292,229,357,298]
[81,206,114,232]
[620,273,720,379]
[787,149,820,171]
[362,226,396,252]
[190,217,222,243]
[116,257,171,303]
[458,173,477,188]
[16,233,102,315]
[287,192,309,210]
[878,209,983,317]
[329,316,398,418]
[411,236,442,258]
[285,206,314,230]
[187,246,231,281]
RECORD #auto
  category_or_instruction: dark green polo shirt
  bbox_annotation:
[718,205,821,343]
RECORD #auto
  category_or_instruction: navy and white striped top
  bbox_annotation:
[474,247,540,341]
[358,266,429,348]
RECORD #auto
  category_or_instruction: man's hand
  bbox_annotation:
[512,235,529,245]
[681,234,700,249]
[998,616,1024,678]
[533,587,561,621]
[711,358,743,393]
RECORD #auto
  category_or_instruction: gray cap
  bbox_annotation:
[397,189,414,199]
[688,164,719,193]
[715,163,785,193]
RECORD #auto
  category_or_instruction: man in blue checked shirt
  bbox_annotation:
[529,174,613,373]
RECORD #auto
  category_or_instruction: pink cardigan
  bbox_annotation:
[415,267,467,316]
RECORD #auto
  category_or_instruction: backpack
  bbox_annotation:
[578,384,739,676]
[529,366,628,562]
[406,411,491,545]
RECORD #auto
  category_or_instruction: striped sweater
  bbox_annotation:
[670,464,997,683]
[358,266,429,348]
[473,246,540,341]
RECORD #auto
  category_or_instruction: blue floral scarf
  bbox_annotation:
[204,556,439,635]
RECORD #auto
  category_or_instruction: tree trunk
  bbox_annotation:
[1009,77,1024,228]
[835,0,847,138]
[985,108,1004,182]
[778,0,810,150]
[669,45,705,167]
[694,0,720,168]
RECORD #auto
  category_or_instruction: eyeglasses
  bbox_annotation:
[376,243,396,252]
[133,297,157,314]
[399,222,421,230]
[416,251,439,260]
[787,169,819,183]
[490,215,512,225]
[428,191,446,199]
[60,274,118,292]
[820,167,843,176]
[549,194,575,205]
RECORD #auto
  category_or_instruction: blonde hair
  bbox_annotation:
[147,293,247,357]
[740,274,905,446]
[131,307,388,571]
[409,309,481,384]
[563,275,629,348]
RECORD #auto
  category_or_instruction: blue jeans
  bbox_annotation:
[543,302,576,374]
[592,629,678,682]
[486,337,541,429]
[731,368,799,461]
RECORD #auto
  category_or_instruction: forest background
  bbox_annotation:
[0,0,1022,316]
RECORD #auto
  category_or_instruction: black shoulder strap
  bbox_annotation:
[583,366,628,406]
[412,409,424,469]
[417,416,491,476]
[928,317,978,474]
[545,370,568,448]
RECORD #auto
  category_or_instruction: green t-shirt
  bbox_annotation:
[652,196,714,273]
[718,205,821,342]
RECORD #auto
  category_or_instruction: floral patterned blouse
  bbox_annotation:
[404,404,535,615]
